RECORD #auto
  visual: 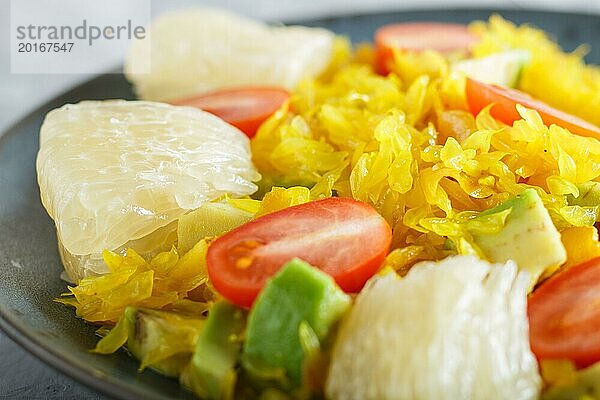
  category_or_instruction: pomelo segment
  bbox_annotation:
[125,8,334,101]
[37,100,260,280]
[58,220,178,282]
[326,256,541,400]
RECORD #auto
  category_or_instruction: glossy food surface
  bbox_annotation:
[1,9,600,400]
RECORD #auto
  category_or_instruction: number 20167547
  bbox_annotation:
[17,42,74,53]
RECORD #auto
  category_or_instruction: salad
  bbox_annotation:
[36,7,600,400]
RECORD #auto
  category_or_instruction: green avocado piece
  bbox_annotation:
[178,202,254,253]
[185,301,246,400]
[242,258,351,389]
[124,307,205,377]
[473,188,566,287]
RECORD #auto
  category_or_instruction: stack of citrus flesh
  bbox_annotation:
[37,101,261,281]
[37,9,600,400]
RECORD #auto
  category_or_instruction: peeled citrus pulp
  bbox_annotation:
[37,100,260,281]
[125,7,334,101]
[326,256,541,400]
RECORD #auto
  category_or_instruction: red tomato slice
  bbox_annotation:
[375,23,478,74]
[170,87,289,138]
[206,197,392,308]
[528,257,600,368]
[466,78,600,139]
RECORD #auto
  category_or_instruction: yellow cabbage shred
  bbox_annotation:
[93,307,205,376]
[471,15,600,127]
[60,184,320,325]
[251,27,600,262]
[61,17,600,325]
[227,186,314,217]
[57,240,211,324]
[255,186,311,217]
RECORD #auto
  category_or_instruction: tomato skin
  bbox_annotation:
[170,87,289,138]
[206,197,392,308]
[375,23,477,74]
[466,78,600,139]
[528,257,600,368]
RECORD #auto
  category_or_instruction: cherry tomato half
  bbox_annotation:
[375,22,478,74]
[171,87,289,138]
[466,78,600,139]
[528,257,600,368]
[206,197,392,308]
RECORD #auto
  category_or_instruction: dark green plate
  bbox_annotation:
[1,8,599,400]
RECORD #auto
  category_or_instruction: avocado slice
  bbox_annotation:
[184,301,246,400]
[241,258,351,389]
[178,202,253,253]
[473,189,566,287]
[452,50,531,88]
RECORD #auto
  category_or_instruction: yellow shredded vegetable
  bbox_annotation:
[471,15,600,127]
[252,23,600,263]
[93,307,205,376]
[255,186,311,217]
[64,16,600,334]
[54,15,600,399]
[58,240,211,323]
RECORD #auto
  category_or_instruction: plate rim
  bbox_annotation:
[0,301,167,400]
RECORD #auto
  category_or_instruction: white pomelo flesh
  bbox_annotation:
[37,100,260,280]
[58,220,178,282]
[326,255,541,400]
[125,8,334,101]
